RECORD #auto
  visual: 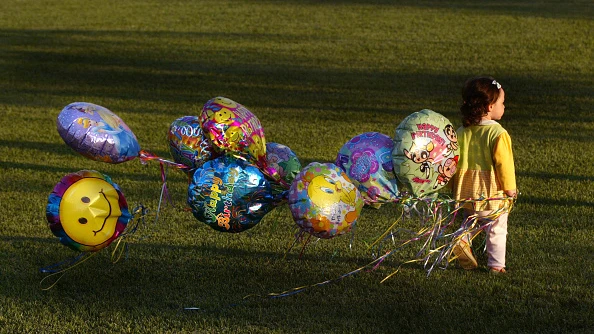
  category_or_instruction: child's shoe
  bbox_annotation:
[489,267,507,275]
[452,240,478,270]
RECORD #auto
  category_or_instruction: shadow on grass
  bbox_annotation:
[0,234,425,331]
[1,28,591,123]
[2,233,592,332]
[248,0,594,20]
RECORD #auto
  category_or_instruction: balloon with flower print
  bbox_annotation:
[392,109,459,196]
[288,162,364,239]
[335,132,399,204]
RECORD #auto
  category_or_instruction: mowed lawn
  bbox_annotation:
[0,0,593,332]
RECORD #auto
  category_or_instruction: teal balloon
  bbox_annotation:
[187,155,277,233]
[265,142,301,198]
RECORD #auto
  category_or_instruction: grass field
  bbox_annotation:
[1,0,593,332]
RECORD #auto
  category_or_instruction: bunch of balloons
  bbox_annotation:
[50,99,460,257]
[51,98,307,247]
[336,109,459,202]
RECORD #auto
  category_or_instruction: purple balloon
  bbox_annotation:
[57,102,140,163]
[335,132,399,204]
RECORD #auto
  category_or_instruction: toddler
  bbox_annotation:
[451,76,517,274]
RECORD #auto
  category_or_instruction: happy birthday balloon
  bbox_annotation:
[46,170,132,252]
[57,102,140,163]
[336,132,399,204]
[288,162,364,239]
[266,142,302,196]
[168,116,217,170]
[187,155,277,233]
[392,109,459,196]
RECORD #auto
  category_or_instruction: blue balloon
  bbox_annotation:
[57,102,140,163]
[187,155,277,233]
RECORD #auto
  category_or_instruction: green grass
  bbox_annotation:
[1,0,593,332]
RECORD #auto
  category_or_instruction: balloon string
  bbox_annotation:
[284,229,303,259]
[158,162,172,206]
[374,195,517,280]
[110,205,150,264]
[368,209,404,251]
[236,249,394,304]
[39,252,98,290]
[138,149,190,170]
[298,234,313,259]
[348,221,357,251]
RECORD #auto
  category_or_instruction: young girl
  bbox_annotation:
[451,76,517,274]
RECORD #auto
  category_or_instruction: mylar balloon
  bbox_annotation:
[57,102,140,163]
[199,97,278,180]
[266,142,302,196]
[168,116,217,170]
[187,155,277,233]
[46,170,132,252]
[288,162,364,239]
[335,132,399,204]
[392,109,459,196]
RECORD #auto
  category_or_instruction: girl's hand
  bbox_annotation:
[505,190,517,198]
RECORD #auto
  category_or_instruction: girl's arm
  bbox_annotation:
[492,131,517,197]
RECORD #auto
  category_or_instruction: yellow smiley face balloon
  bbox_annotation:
[47,170,131,252]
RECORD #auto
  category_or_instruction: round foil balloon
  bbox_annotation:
[288,162,364,239]
[57,102,140,163]
[392,109,459,196]
[46,170,132,252]
[187,155,276,233]
[335,132,399,204]
[168,116,217,170]
[266,142,301,196]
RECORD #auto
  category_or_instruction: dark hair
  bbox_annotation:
[460,76,501,127]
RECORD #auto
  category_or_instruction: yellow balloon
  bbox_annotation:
[59,178,122,247]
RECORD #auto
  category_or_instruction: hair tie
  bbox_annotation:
[492,80,501,90]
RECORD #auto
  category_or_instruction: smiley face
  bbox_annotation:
[59,177,122,247]
[213,97,238,109]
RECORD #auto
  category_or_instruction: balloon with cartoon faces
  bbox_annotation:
[46,170,132,252]
[335,132,399,205]
[57,102,140,163]
[288,162,364,239]
[392,109,459,196]
[199,97,282,183]
[168,116,218,171]
[187,155,277,233]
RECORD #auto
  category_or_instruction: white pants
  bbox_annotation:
[465,210,509,269]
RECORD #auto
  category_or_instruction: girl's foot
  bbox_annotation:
[489,267,507,275]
